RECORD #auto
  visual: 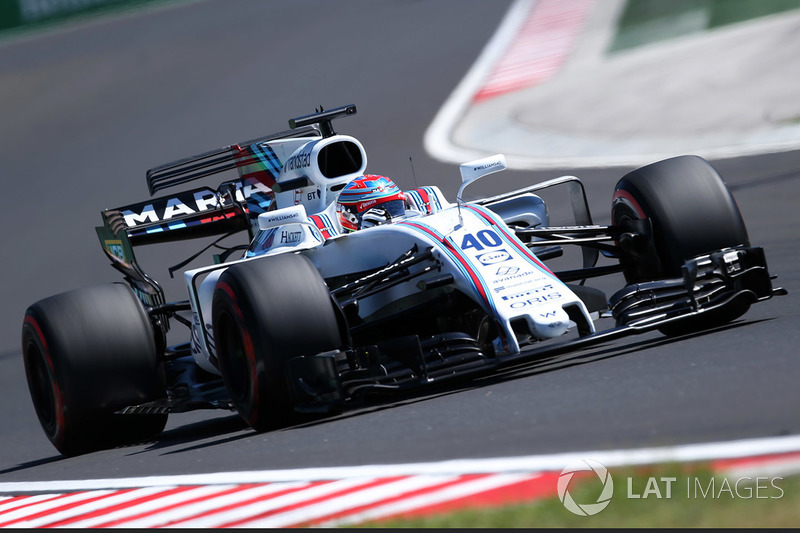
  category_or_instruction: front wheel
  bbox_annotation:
[22,284,168,456]
[611,155,752,335]
[212,253,344,431]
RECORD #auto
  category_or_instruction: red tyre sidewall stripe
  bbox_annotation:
[216,281,260,425]
[612,189,647,221]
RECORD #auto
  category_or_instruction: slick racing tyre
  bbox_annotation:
[611,155,752,335]
[212,253,344,431]
[22,284,168,456]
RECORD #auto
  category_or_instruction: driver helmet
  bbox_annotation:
[337,174,406,232]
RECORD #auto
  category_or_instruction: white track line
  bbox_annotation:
[423,0,535,165]
[2,434,800,495]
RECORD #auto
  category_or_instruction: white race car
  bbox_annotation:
[22,105,786,455]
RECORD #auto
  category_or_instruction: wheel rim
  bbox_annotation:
[24,341,58,437]
[216,310,252,406]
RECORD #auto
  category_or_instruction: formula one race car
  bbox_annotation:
[21,105,786,455]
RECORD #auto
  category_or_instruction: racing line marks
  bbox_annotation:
[474,0,595,101]
[424,0,595,163]
[0,474,546,528]
[3,436,800,527]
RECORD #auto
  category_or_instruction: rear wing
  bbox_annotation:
[95,104,361,341]
[98,124,321,245]
[95,125,321,312]
[146,125,318,195]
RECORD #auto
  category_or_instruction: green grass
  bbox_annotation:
[354,464,800,528]
[0,0,172,33]
[609,0,800,52]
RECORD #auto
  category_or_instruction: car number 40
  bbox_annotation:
[461,229,503,251]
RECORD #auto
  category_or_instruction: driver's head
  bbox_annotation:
[336,174,405,232]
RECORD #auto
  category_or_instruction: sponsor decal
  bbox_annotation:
[284,147,313,172]
[280,230,302,244]
[502,286,549,300]
[122,181,270,228]
[103,239,125,263]
[464,205,556,277]
[357,198,379,212]
[476,249,511,265]
[508,293,563,309]
[496,266,520,277]
[493,270,544,285]
[472,160,503,172]
[263,211,301,224]
[501,284,561,302]
[494,276,550,294]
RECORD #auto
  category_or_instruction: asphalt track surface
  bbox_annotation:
[0,0,798,488]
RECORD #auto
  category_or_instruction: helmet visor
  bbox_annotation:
[358,199,405,224]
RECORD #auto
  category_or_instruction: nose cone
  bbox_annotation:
[529,306,570,339]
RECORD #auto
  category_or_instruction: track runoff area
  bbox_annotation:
[3,0,800,527]
[0,436,799,526]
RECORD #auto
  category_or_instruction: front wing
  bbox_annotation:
[285,244,785,412]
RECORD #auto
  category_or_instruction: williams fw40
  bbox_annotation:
[22,105,786,455]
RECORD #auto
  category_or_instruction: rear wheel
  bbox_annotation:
[22,284,168,456]
[611,155,752,335]
[212,254,344,431]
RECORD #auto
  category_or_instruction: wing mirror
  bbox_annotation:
[457,154,507,204]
